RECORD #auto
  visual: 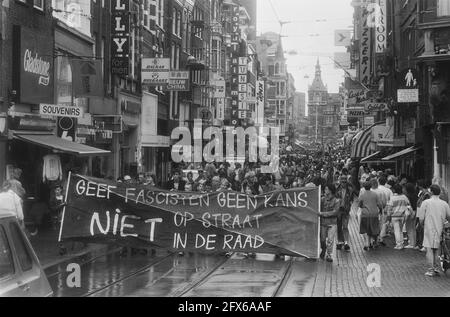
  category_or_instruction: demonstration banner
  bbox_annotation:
[59,174,320,258]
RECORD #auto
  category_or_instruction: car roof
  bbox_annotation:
[0,213,16,221]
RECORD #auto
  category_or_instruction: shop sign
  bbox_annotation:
[111,0,130,76]
[39,104,84,118]
[363,102,388,113]
[398,89,419,103]
[359,2,372,86]
[8,111,56,131]
[335,30,351,47]
[230,5,242,127]
[19,27,54,104]
[142,58,171,85]
[377,138,406,147]
[76,126,96,144]
[216,98,225,121]
[348,109,365,117]
[57,117,77,142]
[167,71,190,91]
[93,116,123,133]
[375,0,387,53]
[214,80,226,99]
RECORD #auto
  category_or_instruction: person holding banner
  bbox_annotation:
[320,184,341,262]
[336,176,356,252]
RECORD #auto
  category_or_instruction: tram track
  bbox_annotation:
[271,258,294,297]
[171,254,235,297]
[51,250,296,297]
[83,253,176,297]
[171,255,295,298]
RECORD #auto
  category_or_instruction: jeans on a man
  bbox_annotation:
[416,218,424,248]
[392,217,404,248]
[321,224,337,256]
[379,211,389,241]
[337,212,350,244]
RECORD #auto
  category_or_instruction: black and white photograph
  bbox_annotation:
[0,0,450,301]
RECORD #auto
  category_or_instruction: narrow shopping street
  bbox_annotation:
[1,0,450,301]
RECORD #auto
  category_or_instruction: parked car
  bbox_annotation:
[0,214,53,297]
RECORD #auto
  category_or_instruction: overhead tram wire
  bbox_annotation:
[267,0,291,36]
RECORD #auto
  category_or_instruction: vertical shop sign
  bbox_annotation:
[375,0,387,53]
[256,80,265,126]
[230,5,241,127]
[19,27,54,104]
[238,57,248,119]
[360,2,372,86]
[111,0,130,76]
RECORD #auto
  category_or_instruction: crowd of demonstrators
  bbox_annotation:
[112,143,450,275]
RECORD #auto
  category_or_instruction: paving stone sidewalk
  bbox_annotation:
[311,205,450,297]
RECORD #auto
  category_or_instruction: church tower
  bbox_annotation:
[308,59,329,142]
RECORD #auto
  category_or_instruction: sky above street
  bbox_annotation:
[257,0,354,94]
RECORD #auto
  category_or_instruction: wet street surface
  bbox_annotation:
[47,250,317,297]
[46,208,450,297]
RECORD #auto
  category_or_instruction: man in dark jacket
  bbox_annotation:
[336,176,356,252]
[167,170,186,191]
[320,184,341,262]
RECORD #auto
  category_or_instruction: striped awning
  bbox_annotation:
[382,146,420,161]
[351,122,385,159]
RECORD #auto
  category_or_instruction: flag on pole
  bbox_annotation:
[351,122,384,159]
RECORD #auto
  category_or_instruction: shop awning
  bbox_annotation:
[361,151,381,163]
[382,146,420,161]
[14,133,111,156]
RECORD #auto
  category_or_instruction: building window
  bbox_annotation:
[34,0,44,10]
[276,82,286,97]
[438,0,450,16]
[143,0,150,29]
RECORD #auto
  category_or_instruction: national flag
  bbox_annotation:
[351,122,384,159]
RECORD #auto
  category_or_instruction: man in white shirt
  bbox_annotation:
[418,185,450,277]
[377,176,393,245]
